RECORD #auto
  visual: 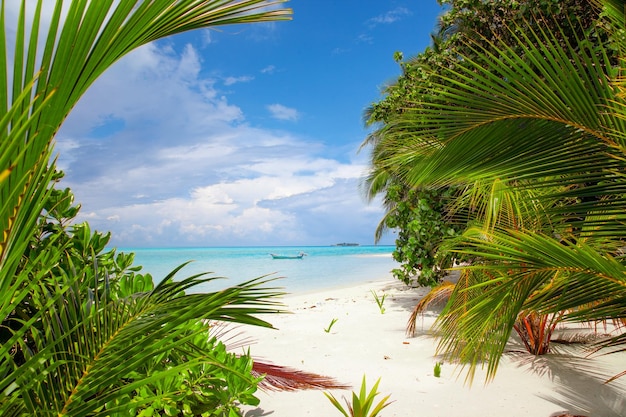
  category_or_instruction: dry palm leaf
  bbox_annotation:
[252,360,351,392]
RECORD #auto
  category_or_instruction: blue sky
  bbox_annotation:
[54,1,445,248]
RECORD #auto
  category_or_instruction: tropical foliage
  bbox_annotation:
[6,179,284,416]
[0,1,297,415]
[364,0,608,289]
[381,183,461,287]
[364,0,626,382]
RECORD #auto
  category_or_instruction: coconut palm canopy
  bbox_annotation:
[364,0,626,382]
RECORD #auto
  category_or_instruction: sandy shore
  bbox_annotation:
[241,277,626,417]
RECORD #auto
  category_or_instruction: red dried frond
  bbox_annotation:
[252,360,351,392]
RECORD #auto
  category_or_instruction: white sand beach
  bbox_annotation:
[242,277,626,417]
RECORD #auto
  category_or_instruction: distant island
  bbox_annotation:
[332,243,360,247]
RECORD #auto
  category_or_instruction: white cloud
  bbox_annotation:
[53,34,388,247]
[244,21,281,42]
[200,29,213,46]
[356,34,374,44]
[267,103,299,121]
[223,75,254,86]
[61,42,241,142]
[78,170,381,247]
[3,0,400,248]
[260,65,276,74]
[366,7,411,27]
[63,132,382,246]
[332,47,349,55]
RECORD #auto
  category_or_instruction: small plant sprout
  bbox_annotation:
[324,375,393,417]
[371,290,387,314]
[433,362,443,378]
[325,318,339,333]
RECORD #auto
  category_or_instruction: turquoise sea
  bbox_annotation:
[122,245,398,294]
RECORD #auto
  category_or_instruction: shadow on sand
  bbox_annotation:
[506,343,625,417]
[385,285,431,312]
[244,408,274,416]
[375,274,626,416]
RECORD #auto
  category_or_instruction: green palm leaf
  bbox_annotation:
[2,269,284,416]
[437,228,626,381]
[0,1,292,414]
[365,0,626,383]
[376,5,625,195]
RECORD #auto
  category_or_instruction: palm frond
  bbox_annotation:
[376,9,626,208]
[1,1,293,414]
[362,1,626,383]
[437,228,626,382]
[252,361,351,392]
[3,272,285,416]
[406,280,455,336]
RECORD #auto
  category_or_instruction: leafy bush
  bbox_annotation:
[385,185,461,287]
[119,323,262,417]
[2,183,276,415]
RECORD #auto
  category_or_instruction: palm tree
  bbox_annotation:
[404,179,569,356]
[0,1,300,415]
[364,0,626,382]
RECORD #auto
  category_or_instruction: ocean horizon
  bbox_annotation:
[117,245,399,294]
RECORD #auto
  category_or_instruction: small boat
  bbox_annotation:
[270,252,307,259]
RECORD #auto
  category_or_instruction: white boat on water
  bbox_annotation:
[269,252,306,259]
